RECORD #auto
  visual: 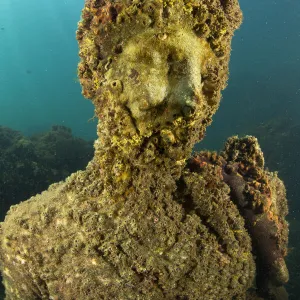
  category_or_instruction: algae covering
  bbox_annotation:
[0,0,289,299]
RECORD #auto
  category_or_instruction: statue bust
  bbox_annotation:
[0,0,289,299]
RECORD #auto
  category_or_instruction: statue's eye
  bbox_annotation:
[167,54,188,78]
[131,48,154,65]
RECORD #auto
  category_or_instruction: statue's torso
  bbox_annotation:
[0,163,256,300]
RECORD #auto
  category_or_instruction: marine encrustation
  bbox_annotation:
[0,1,289,299]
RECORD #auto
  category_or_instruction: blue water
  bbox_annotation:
[202,0,300,150]
[0,0,96,140]
[0,0,299,299]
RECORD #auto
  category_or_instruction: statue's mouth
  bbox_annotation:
[128,94,196,138]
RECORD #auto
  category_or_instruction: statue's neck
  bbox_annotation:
[92,104,194,182]
[91,129,193,197]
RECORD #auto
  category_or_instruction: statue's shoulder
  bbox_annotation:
[1,166,94,231]
[1,181,66,233]
[179,150,232,211]
[182,136,266,191]
[182,150,228,191]
[1,178,81,253]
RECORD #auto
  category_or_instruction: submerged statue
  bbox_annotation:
[0,0,289,299]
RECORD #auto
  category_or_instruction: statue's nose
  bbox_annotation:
[139,70,169,110]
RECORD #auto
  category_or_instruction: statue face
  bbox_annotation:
[106,28,213,135]
[78,0,242,143]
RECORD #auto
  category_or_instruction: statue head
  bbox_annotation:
[77,0,242,162]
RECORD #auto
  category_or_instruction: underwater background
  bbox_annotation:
[0,0,299,299]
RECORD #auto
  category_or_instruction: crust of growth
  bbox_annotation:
[0,1,289,299]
